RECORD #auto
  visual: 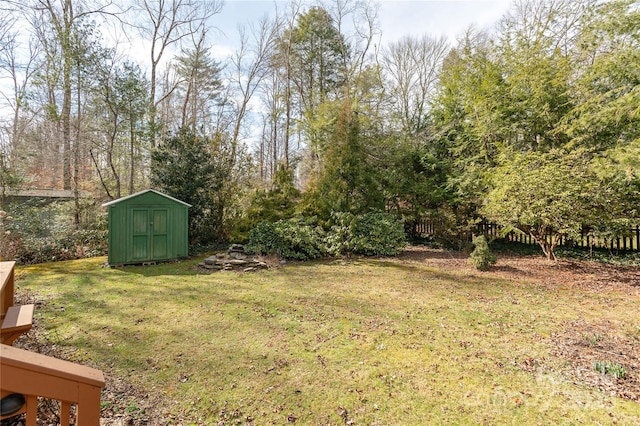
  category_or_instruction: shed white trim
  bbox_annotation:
[101,189,192,208]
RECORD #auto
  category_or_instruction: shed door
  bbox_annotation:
[151,208,168,260]
[131,208,169,261]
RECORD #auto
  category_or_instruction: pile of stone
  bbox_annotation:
[198,244,269,272]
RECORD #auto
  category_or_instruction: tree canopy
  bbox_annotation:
[2,0,639,259]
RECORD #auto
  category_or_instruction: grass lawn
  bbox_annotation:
[12,248,640,425]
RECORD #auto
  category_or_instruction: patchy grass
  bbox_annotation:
[13,249,640,425]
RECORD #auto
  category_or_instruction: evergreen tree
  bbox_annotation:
[150,128,219,244]
[300,99,383,222]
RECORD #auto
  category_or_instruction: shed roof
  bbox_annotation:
[101,189,192,208]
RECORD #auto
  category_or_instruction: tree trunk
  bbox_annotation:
[62,41,72,190]
[533,234,557,261]
[129,110,135,195]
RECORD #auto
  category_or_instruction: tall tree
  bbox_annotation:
[382,34,449,135]
[0,22,40,171]
[150,128,219,243]
[431,28,505,209]
[174,31,222,134]
[496,0,584,151]
[290,7,348,113]
[90,59,148,199]
[301,98,384,220]
[132,0,221,148]
[285,6,349,159]
[33,0,108,190]
[561,0,640,151]
[24,0,120,199]
[267,1,303,171]
[227,16,279,166]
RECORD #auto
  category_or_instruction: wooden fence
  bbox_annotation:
[413,220,640,252]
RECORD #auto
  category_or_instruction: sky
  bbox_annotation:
[106,0,516,77]
[209,0,514,56]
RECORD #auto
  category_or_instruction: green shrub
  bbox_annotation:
[245,219,326,261]
[469,235,497,271]
[1,201,107,264]
[327,211,406,256]
[325,212,357,256]
[244,221,281,255]
[246,212,406,260]
[593,361,627,379]
[3,229,108,264]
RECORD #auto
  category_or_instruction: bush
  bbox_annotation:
[230,167,301,244]
[327,211,406,256]
[1,200,108,264]
[245,212,406,260]
[245,219,326,261]
[244,221,280,256]
[8,229,108,264]
[468,235,497,271]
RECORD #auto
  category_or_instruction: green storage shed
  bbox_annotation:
[102,189,191,265]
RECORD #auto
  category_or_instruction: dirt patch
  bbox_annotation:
[398,246,640,296]
[399,246,640,403]
[551,320,640,402]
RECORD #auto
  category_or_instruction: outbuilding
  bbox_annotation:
[102,189,191,265]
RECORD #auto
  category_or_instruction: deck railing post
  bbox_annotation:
[26,395,37,425]
[0,261,16,320]
[77,383,103,425]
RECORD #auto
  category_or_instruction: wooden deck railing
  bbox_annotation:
[0,260,33,345]
[1,344,106,424]
[0,261,105,425]
[0,261,16,320]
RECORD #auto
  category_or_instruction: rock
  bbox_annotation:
[229,244,245,253]
[199,244,272,273]
[229,252,248,260]
[199,263,221,270]
[227,259,248,265]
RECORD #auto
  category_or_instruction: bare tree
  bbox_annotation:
[329,0,381,91]
[0,27,41,168]
[382,34,449,134]
[131,0,222,147]
[227,16,279,166]
[269,1,302,170]
[258,66,286,181]
[498,0,593,56]
[33,0,117,188]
